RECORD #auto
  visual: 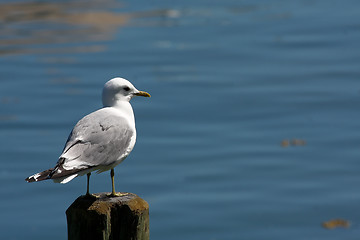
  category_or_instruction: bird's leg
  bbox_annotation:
[109,168,127,197]
[85,172,98,198]
[86,173,91,196]
[110,168,117,196]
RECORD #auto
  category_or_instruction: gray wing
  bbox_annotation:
[56,108,135,174]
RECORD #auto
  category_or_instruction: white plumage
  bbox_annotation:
[25,77,150,196]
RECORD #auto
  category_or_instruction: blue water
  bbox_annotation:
[1,0,360,239]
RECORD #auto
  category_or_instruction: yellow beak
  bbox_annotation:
[134,91,151,97]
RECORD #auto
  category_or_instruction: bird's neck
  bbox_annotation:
[112,101,135,126]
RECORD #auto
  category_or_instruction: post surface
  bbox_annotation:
[66,192,149,240]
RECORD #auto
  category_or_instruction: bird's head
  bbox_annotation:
[102,77,151,107]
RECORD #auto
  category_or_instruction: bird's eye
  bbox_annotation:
[123,86,130,91]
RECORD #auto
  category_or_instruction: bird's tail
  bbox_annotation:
[25,168,54,182]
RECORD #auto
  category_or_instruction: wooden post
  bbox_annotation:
[66,192,149,240]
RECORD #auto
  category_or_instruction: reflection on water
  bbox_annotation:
[0,0,127,55]
[0,0,181,56]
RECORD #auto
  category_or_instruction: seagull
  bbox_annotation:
[25,77,151,197]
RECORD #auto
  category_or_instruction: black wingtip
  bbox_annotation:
[25,176,35,182]
[25,169,54,183]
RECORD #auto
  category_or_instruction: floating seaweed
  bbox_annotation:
[281,139,306,147]
[322,219,350,229]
